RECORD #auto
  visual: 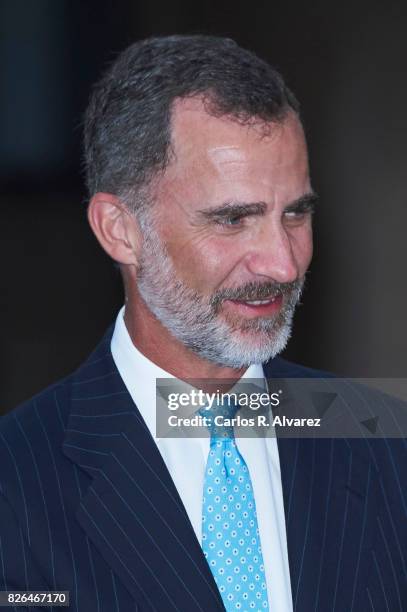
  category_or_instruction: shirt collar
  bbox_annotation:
[110,305,266,440]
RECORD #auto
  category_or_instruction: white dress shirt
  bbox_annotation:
[111,306,293,611]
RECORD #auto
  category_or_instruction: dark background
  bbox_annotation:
[2,0,406,414]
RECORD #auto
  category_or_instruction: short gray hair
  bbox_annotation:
[83,34,299,212]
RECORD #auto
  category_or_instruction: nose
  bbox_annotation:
[245,223,300,284]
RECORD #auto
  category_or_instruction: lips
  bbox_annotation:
[239,297,278,306]
[225,294,283,316]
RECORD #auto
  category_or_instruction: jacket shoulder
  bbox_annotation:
[0,376,72,442]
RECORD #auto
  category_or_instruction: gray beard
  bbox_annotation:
[136,216,304,368]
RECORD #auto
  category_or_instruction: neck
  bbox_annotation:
[123,292,247,391]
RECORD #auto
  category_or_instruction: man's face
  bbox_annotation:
[136,99,314,368]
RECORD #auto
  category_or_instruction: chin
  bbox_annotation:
[208,325,292,369]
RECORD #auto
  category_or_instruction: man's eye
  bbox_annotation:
[284,211,303,218]
[217,215,244,226]
[283,208,312,221]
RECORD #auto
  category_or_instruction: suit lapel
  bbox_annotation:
[264,359,375,611]
[62,334,225,611]
[61,336,374,611]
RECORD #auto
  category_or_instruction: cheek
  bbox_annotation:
[168,234,241,291]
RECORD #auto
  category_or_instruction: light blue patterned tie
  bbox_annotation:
[201,402,269,611]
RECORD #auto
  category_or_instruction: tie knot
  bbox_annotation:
[199,400,239,439]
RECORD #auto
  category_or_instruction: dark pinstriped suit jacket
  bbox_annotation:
[0,328,405,611]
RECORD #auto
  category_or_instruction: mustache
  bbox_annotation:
[210,279,304,310]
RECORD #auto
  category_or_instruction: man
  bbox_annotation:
[0,35,405,611]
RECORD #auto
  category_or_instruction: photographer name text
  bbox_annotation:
[167,414,321,428]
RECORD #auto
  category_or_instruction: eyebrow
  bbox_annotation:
[197,192,318,220]
[284,192,319,213]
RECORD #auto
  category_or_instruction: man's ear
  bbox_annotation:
[87,193,142,265]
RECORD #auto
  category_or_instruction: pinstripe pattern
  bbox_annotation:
[0,329,405,611]
[111,569,120,612]
[267,357,407,612]
[313,437,334,611]
[332,450,352,611]
[294,436,316,609]
[377,515,403,610]
[350,462,371,611]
